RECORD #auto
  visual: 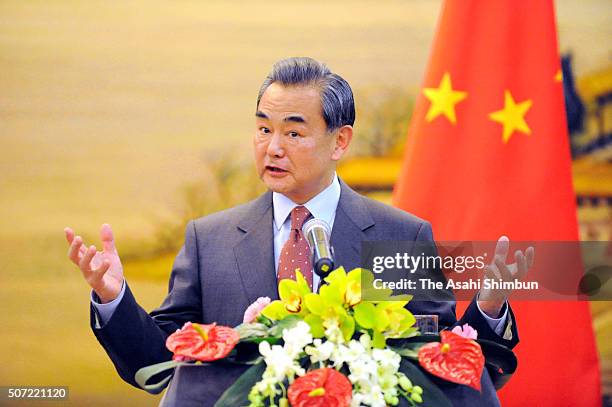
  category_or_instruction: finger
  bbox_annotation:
[484,264,501,280]
[515,250,528,280]
[525,246,535,268]
[93,258,111,278]
[79,245,97,275]
[495,258,514,282]
[64,227,74,244]
[90,251,103,270]
[100,224,118,255]
[66,230,87,255]
[68,236,85,265]
[493,235,510,264]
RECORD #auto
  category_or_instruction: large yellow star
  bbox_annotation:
[489,90,533,144]
[423,72,467,124]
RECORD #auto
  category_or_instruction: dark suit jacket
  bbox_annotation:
[91,180,518,407]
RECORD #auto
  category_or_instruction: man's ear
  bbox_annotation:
[331,125,353,161]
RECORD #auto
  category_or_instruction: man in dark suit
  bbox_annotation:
[65,57,530,406]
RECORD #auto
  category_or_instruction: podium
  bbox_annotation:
[156,360,503,407]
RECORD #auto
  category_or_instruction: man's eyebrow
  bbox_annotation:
[284,115,306,124]
[255,111,269,119]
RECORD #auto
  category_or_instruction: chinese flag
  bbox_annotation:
[393,1,602,406]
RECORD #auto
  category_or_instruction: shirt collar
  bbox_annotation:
[272,173,341,230]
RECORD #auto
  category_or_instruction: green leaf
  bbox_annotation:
[397,359,453,407]
[268,315,301,337]
[255,314,274,326]
[353,302,376,329]
[397,327,419,339]
[234,323,269,340]
[134,360,184,394]
[397,309,417,333]
[214,361,266,407]
[393,347,420,359]
[389,341,427,359]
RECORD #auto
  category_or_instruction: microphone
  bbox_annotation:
[302,218,335,279]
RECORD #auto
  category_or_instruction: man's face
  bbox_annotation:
[254,83,350,204]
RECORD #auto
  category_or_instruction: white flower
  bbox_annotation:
[372,348,401,372]
[347,339,367,361]
[350,392,365,407]
[282,321,312,357]
[359,332,372,349]
[258,341,304,381]
[360,384,386,407]
[254,377,277,396]
[254,321,409,407]
[347,358,373,385]
[305,339,335,365]
[323,320,344,343]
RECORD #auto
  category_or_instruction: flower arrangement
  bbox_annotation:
[135,268,513,407]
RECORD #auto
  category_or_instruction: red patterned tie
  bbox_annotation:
[277,206,313,290]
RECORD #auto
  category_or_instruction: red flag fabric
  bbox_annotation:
[393,1,602,405]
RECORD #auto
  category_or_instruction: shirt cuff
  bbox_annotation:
[90,280,126,326]
[476,296,509,336]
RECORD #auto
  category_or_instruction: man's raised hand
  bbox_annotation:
[64,224,124,303]
[478,236,535,317]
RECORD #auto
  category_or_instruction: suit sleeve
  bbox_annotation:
[414,221,519,349]
[90,220,203,388]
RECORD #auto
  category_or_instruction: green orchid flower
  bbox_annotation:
[322,267,363,306]
[261,271,312,321]
[374,299,417,337]
[354,295,417,348]
[360,267,396,301]
[303,300,355,342]
[302,273,356,342]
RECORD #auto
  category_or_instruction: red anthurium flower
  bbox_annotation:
[166,322,239,362]
[418,331,485,391]
[288,368,352,407]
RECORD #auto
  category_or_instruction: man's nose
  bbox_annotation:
[266,132,285,158]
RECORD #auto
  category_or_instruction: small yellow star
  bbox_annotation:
[423,72,467,124]
[489,90,533,144]
[555,69,563,82]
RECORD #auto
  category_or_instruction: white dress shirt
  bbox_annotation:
[272,173,341,292]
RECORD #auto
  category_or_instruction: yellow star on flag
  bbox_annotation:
[489,90,533,144]
[555,69,563,82]
[423,72,467,124]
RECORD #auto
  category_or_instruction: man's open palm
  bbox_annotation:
[64,224,124,303]
[478,236,535,316]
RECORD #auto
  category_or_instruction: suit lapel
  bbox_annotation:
[331,180,375,271]
[233,191,280,304]
[233,180,375,303]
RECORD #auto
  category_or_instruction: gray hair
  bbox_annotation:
[256,57,355,132]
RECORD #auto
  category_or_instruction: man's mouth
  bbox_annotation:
[265,165,288,173]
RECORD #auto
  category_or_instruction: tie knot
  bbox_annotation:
[290,205,311,230]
